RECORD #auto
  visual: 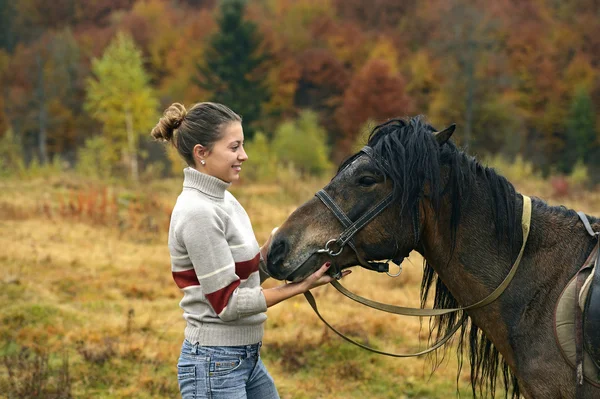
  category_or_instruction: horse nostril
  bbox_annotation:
[266,236,289,278]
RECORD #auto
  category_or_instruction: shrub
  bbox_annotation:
[76,136,113,179]
[272,111,333,177]
[0,130,25,177]
[1,346,72,398]
[244,132,279,182]
[484,154,540,183]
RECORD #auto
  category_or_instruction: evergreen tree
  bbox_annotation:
[560,87,597,174]
[85,32,158,181]
[0,0,15,52]
[195,0,270,139]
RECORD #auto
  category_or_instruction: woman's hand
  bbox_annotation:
[263,261,351,308]
[298,262,352,292]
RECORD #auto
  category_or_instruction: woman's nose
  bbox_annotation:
[239,146,248,162]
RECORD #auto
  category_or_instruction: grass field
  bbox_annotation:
[1,170,599,398]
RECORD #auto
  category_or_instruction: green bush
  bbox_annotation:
[568,160,589,189]
[271,111,332,176]
[0,130,25,177]
[244,131,279,182]
[485,153,540,182]
[76,135,113,179]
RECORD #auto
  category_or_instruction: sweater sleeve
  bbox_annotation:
[178,207,267,321]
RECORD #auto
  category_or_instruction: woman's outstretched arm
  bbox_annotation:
[262,262,351,308]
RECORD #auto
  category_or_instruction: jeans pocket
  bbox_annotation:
[178,366,196,399]
[208,355,243,376]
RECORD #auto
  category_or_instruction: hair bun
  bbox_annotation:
[151,103,188,142]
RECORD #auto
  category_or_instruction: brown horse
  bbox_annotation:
[266,116,600,398]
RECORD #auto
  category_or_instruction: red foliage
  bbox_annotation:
[295,48,350,142]
[551,176,570,198]
[333,0,418,31]
[74,0,136,27]
[335,59,413,158]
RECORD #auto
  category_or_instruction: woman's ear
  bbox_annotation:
[193,144,209,165]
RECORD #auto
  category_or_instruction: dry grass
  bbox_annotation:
[1,173,599,398]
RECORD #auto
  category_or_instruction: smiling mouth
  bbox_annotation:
[232,165,242,171]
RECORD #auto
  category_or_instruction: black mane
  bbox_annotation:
[365,116,521,398]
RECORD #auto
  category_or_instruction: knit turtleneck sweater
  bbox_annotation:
[168,167,267,346]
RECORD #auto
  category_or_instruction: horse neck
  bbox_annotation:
[419,176,597,365]
[420,183,595,307]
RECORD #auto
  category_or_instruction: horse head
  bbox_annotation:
[266,117,456,282]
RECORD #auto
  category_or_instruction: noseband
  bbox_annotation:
[315,146,397,278]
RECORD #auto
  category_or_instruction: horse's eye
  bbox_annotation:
[358,176,377,187]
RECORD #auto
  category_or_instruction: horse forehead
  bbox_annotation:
[339,155,370,177]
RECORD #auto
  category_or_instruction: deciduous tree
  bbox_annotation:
[335,59,412,158]
[85,32,158,181]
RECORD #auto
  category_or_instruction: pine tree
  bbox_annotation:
[85,32,158,181]
[0,0,15,52]
[195,0,270,139]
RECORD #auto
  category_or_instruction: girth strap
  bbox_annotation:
[578,211,600,238]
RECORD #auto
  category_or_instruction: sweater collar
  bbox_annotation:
[183,167,230,198]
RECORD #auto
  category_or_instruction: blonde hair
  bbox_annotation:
[151,102,241,166]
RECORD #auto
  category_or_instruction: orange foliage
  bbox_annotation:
[1,0,600,170]
[295,48,350,142]
[333,0,418,31]
[335,59,413,158]
[310,16,368,70]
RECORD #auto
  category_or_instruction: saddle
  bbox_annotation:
[555,266,600,387]
[555,214,600,391]
[577,212,600,372]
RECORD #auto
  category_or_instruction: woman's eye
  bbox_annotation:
[358,176,377,187]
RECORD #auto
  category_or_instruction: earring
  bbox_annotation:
[200,160,206,166]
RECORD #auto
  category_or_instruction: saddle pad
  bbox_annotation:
[554,270,600,387]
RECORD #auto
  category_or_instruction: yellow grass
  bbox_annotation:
[1,172,598,398]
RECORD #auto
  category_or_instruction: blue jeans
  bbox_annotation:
[177,339,280,399]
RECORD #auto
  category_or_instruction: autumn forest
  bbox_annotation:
[1,0,599,181]
[2,1,600,397]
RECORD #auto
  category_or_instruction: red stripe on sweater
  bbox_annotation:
[206,280,241,314]
[235,253,260,280]
[172,269,200,289]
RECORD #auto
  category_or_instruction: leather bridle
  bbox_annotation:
[304,145,533,357]
[314,147,396,278]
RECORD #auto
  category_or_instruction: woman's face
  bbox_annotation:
[201,121,248,183]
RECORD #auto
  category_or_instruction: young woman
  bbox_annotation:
[151,102,350,399]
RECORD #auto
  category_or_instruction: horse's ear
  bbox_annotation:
[434,124,456,146]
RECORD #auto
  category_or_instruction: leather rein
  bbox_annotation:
[303,146,533,357]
